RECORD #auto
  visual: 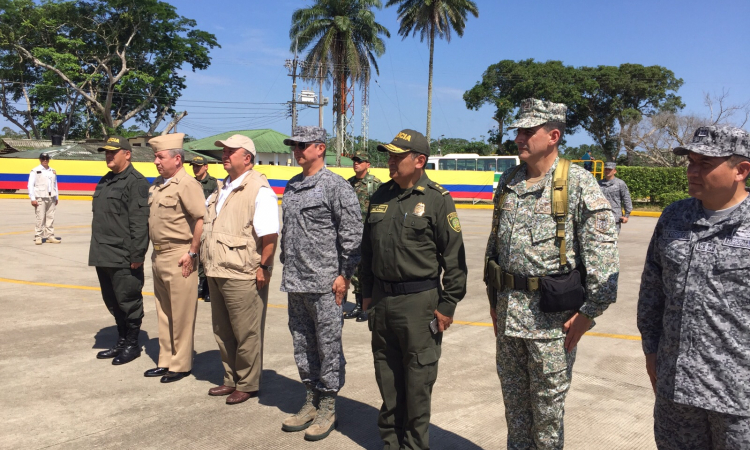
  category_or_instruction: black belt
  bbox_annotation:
[377,277,439,296]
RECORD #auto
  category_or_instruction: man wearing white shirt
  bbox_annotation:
[200,134,279,404]
[28,153,60,245]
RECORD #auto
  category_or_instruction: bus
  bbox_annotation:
[425,153,520,190]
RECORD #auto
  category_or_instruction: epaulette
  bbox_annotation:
[428,181,450,196]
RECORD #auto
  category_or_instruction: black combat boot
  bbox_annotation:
[97,337,126,359]
[344,294,362,319]
[197,277,205,299]
[113,321,141,365]
[202,278,210,302]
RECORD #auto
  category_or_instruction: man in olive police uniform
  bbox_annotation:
[89,136,150,365]
[638,126,750,449]
[361,129,468,450]
[191,155,218,302]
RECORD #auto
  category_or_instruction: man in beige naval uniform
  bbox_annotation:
[145,133,206,383]
[201,134,279,404]
[28,153,61,244]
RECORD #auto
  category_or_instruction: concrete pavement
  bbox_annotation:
[0,198,658,449]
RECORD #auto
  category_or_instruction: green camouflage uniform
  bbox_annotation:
[486,99,619,450]
[347,172,381,295]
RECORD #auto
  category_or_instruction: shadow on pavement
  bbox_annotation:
[258,370,484,450]
[192,349,223,385]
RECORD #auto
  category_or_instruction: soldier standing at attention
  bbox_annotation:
[90,136,150,365]
[598,162,632,234]
[638,126,750,449]
[485,99,619,449]
[344,149,381,322]
[28,153,60,245]
[279,126,362,441]
[201,135,279,405]
[190,155,218,302]
[144,133,206,383]
[361,129,468,450]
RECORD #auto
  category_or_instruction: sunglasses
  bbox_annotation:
[289,142,320,150]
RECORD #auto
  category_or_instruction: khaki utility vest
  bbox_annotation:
[200,169,271,280]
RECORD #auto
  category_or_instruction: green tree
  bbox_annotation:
[464,59,684,162]
[0,0,219,137]
[386,0,478,143]
[291,0,389,166]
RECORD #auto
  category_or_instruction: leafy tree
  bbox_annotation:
[386,0,478,142]
[464,59,684,162]
[291,0,389,166]
[0,0,219,137]
[560,143,606,161]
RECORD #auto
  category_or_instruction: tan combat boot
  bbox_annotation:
[281,387,318,432]
[47,237,61,244]
[35,237,42,245]
[304,392,337,441]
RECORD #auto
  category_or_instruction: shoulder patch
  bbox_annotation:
[447,211,461,232]
[138,184,149,198]
[428,181,450,195]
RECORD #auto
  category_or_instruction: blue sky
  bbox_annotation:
[8,0,750,147]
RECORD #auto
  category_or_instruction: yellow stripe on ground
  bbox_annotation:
[0,224,91,236]
[630,211,661,217]
[0,276,642,341]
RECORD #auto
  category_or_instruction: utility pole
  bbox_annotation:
[285,56,328,135]
[290,40,299,134]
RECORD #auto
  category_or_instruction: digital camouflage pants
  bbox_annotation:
[287,292,345,393]
[496,335,576,450]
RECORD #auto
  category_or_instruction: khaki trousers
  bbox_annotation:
[152,245,198,372]
[34,197,55,239]
[208,277,268,392]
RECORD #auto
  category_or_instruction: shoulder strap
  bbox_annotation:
[491,164,524,236]
[552,158,571,267]
[366,173,374,196]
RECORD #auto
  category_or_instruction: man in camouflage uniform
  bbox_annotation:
[485,99,619,449]
[638,126,750,449]
[361,129,467,449]
[598,162,632,234]
[344,149,381,322]
[279,126,362,441]
[190,155,218,302]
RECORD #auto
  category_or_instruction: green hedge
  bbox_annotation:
[616,167,688,203]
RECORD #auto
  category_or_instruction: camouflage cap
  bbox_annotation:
[673,126,750,158]
[97,136,132,152]
[377,129,430,156]
[604,162,617,170]
[351,149,370,162]
[283,126,326,146]
[508,98,567,130]
[190,155,208,166]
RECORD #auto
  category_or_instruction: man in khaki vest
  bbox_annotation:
[145,133,206,383]
[201,134,279,404]
[28,153,60,244]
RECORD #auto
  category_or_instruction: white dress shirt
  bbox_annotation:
[214,171,279,237]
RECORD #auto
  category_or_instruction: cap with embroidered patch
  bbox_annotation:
[98,136,132,152]
[351,149,370,162]
[190,156,208,166]
[673,126,750,158]
[508,98,567,130]
[377,129,430,156]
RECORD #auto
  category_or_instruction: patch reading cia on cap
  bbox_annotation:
[447,212,461,232]
[370,204,388,213]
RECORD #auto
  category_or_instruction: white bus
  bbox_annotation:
[425,153,520,187]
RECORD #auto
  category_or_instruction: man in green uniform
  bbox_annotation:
[344,149,381,322]
[190,155,217,302]
[89,136,151,365]
[485,99,619,449]
[361,129,468,450]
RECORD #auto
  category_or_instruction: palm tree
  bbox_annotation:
[386,0,478,143]
[290,0,390,166]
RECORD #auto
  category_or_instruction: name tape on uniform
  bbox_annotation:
[370,204,388,214]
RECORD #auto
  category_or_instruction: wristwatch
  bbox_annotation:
[188,251,198,259]
[260,264,273,273]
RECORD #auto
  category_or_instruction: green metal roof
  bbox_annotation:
[184,129,291,154]
[326,155,353,167]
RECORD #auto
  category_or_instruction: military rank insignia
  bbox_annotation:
[447,212,461,232]
[370,204,388,213]
[415,186,425,192]
[413,203,425,217]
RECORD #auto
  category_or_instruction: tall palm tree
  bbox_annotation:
[290,0,390,166]
[386,0,478,143]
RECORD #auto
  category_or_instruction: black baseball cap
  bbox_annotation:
[39,153,50,160]
[98,136,132,152]
[377,129,430,156]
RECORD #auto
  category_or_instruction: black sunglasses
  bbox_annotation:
[289,141,320,150]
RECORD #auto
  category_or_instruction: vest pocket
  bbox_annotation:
[216,236,250,272]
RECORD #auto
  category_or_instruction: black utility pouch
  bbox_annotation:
[539,270,585,313]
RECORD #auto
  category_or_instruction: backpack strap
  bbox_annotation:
[490,164,524,238]
[366,173,375,197]
[552,158,572,267]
